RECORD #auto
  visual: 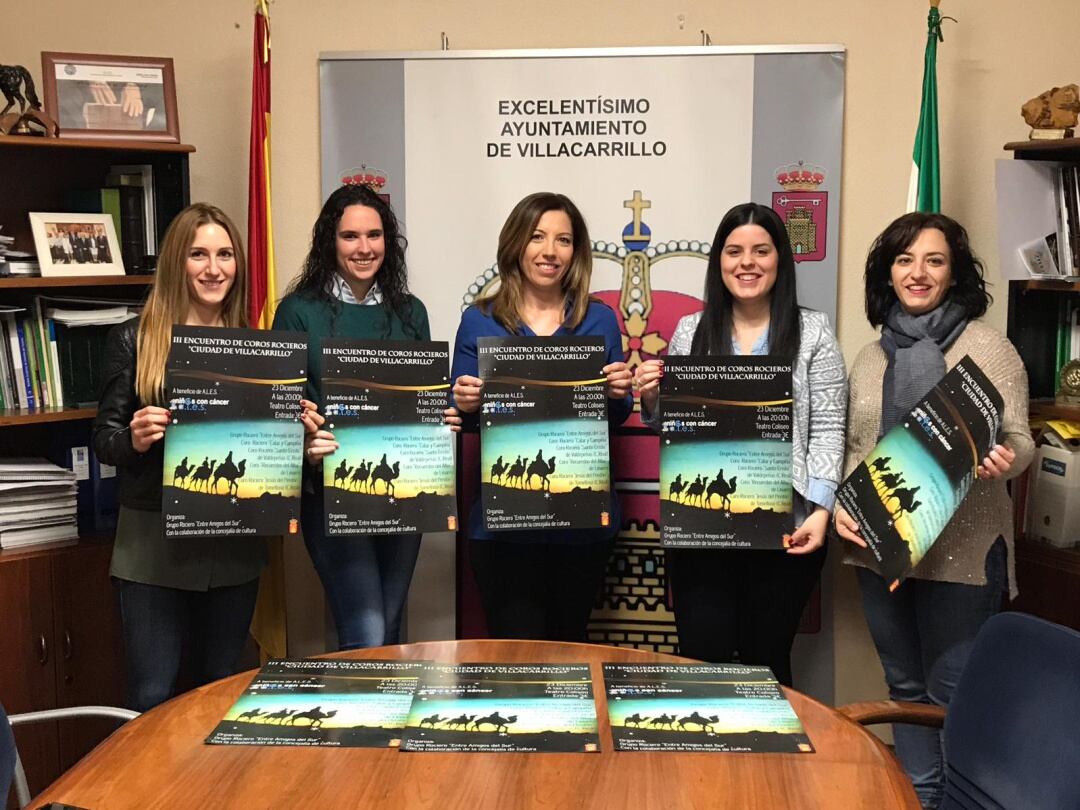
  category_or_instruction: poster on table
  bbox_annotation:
[836,356,1004,590]
[321,339,456,536]
[161,326,307,538]
[659,357,793,549]
[401,663,600,753]
[477,337,610,532]
[603,663,813,753]
[206,659,425,748]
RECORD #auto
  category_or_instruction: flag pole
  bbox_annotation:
[906,0,943,213]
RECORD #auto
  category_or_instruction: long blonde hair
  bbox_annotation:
[478,192,593,333]
[135,203,248,405]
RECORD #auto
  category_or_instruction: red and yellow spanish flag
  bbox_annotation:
[248,0,276,328]
[248,0,287,661]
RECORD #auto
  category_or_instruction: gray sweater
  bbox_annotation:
[643,308,848,512]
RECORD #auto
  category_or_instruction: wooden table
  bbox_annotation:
[32,640,918,809]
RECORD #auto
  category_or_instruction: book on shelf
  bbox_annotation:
[0,297,140,411]
[997,158,1080,280]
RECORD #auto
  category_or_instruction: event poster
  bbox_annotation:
[836,356,1004,590]
[659,357,793,549]
[205,659,424,748]
[401,663,600,753]
[321,339,456,535]
[603,663,813,753]
[477,337,610,532]
[162,327,306,538]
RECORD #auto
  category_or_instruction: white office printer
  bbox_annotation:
[1026,420,1080,548]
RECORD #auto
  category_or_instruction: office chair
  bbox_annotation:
[3,706,138,810]
[840,611,1080,810]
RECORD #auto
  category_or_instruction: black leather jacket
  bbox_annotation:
[92,319,164,510]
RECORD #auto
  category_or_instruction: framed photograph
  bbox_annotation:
[41,52,180,142]
[29,212,125,277]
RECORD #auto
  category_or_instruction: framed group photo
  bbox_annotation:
[41,52,180,142]
[29,212,125,277]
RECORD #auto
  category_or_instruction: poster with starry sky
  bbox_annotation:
[320,339,456,536]
[836,356,1003,591]
[477,337,611,532]
[162,326,307,538]
[659,357,793,549]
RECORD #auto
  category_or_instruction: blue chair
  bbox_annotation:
[3,706,138,809]
[841,612,1080,810]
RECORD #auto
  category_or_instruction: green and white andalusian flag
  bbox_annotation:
[907,2,944,213]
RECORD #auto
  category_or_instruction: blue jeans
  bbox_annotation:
[301,493,421,650]
[115,577,259,713]
[855,539,1006,809]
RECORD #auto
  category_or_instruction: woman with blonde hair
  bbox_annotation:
[449,191,633,641]
[93,203,266,711]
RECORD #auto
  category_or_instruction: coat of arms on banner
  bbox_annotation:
[338,164,390,203]
[771,162,828,263]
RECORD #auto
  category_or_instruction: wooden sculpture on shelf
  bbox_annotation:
[0,63,58,137]
[1022,84,1080,140]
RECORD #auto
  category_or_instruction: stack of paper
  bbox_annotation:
[0,458,79,549]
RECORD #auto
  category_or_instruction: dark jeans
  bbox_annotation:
[301,494,421,650]
[667,545,826,686]
[469,538,614,642]
[856,538,1007,810]
[115,577,259,713]
[0,702,14,807]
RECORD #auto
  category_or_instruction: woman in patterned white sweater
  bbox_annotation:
[833,212,1033,809]
[635,202,847,686]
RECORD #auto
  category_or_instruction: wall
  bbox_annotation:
[11,0,1076,705]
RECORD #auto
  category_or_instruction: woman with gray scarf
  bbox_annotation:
[834,212,1033,809]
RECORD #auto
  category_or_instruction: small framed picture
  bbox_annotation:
[41,52,180,142]
[29,213,125,277]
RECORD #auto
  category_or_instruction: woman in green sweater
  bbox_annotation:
[273,184,429,649]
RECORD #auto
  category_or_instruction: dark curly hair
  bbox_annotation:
[286,184,420,337]
[864,212,991,326]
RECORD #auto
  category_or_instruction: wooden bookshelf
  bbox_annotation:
[1012,278,1080,293]
[0,406,97,427]
[1027,398,1080,424]
[1004,136,1080,157]
[0,275,153,289]
[0,134,194,154]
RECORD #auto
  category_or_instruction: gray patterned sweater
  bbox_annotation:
[643,308,848,512]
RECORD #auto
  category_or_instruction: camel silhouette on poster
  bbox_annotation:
[506,456,526,488]
[706,471,738,511]
[445,713,476,730]
[668,474,686,503]
[172,457,191,488]
[684,475,706,507]
[213,454,247,496]
[624,713,649,728]
[885,486,923,522]
[261,708,296,724]
[370,454,401,497]
[235,708,266,723]
[333,458,353,488]
[648,713,676,729]
[349,460,372,492]
[490,455,507,484]
[677,712,719,733]
[189,458,216,492]
[525,451,556,491]
[286,706,337,729]
[418,713,446,729]
[875,472,906,497]
[469,712,517,733]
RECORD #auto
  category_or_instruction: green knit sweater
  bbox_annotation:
[271,292,430,405]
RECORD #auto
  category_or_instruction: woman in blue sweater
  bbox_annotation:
[273,184,429,649]
[450,192,633,641]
